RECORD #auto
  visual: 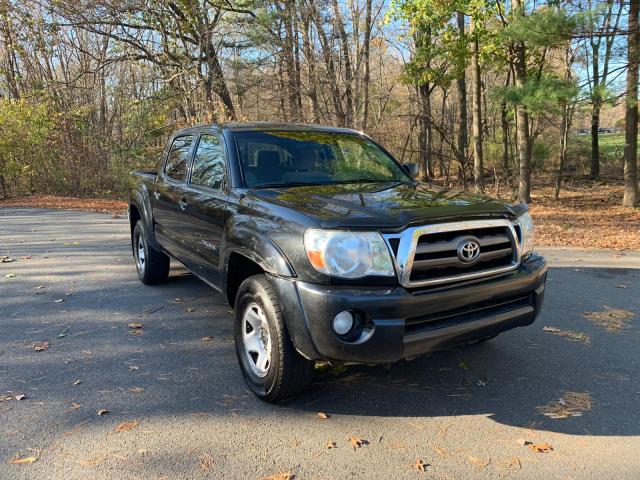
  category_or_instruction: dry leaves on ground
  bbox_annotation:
[316,412,330,420]
[326,441,337,449]
[7,449,40,464]
[198,453,213,472]
[537,392,592,419]
[128,322,144,329]
[0,195,127,215]
[128,387,144,393]
[542,326,591,344]
[529,182,640,250]
[260,472,294,480]
[348,437,369,450]
[115,420,139,432]
[468,456,490,467]
[528,443,553,453]
[0,256,15,263]
[97,409,109,416]
[583,309,636,332]
[201,336,214,342]
[411,459,428,472]
[32,341,50,351]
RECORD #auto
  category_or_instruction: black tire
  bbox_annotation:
[133,220,170,285]
[234,274,314,402]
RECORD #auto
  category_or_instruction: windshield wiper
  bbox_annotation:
[250,181,323,189]
[328,179,406,185]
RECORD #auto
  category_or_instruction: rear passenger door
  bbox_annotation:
[153,135,194,258]
[179,131,231,287]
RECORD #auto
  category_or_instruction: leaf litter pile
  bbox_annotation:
[583,309,636,332]
[542,326,590,344]
[537,392,593,419]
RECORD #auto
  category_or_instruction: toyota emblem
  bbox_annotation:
[457,239,481,263]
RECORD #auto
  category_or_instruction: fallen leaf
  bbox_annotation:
[128,386,144,393]
[198,453,213,471]
[172,298,185,304]
[316,412,330,420]
[348,437,368,450]
[20,255,32,260]
[131,329,143,336]
[115,420,139,432]
[412,459,428,472]
[583,309,636,332]
[53,299,65,303]
[111,213,121,219]
[73,379,82,386]
[201,336,214,342]
[0,395,13,402]
[542,326,590,344]
[33,341,50,351]
[185,307,195,313]
[128,366,139,371]
[4,273,15,278]
[326,441,337,449]
[0,256,15,263]
[36,285,45,290]
[468,456,490,467]
[516,439,530,447]
[14,394,26,401]
[260,472,294,480]
[64,403,81,413]
[431,444,448,458]
[616,284,627,289]
[96,409,109,416]
[7,449,40,464]
[537,392,592,419]
[528,442,553,453]
[128,322,144,329]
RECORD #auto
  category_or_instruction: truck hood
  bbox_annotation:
[247,182,523,229]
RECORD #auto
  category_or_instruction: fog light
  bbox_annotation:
[332,311,354,335]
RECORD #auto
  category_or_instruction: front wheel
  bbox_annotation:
[133,221,170,285]
[234,274,314,402]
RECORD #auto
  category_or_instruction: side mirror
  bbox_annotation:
[402,163,419,180]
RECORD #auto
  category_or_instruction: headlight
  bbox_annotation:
[516,211,535,256]
[304,229,395,278]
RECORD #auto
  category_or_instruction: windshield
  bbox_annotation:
[234,130,411,188]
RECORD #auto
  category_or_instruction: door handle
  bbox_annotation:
[178,199,188,211]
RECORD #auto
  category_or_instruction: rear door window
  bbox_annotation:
[191,134,225,190]
[164,135,194,181]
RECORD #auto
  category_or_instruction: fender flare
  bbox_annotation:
[129,186,162,251]
[221,225,295,283]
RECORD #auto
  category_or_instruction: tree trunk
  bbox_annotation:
[590,104,601,178]
[301,8,320,123]
[501,100,510,172]
[555,104,570,200]
[331,0,353,127]
[512,0,531,203]
[361,0,372,131]
[456,13,468,171]
[622,0,639,207]
[418,83,433,180]
[470,20,484,193]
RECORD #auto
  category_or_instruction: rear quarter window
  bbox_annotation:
[164,135,194,181]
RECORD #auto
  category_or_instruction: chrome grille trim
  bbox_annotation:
[383,219,522,288]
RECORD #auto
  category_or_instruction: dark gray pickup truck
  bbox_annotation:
[128,122,547,402]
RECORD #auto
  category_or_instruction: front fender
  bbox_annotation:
[221,225,295,280]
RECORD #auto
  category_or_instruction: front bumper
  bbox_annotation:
[271,253,547,363]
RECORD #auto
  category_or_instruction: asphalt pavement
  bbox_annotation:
[1,208,639,480]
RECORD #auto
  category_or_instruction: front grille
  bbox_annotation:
[405,293,533,334]
[384,219,521,288]
[410,226,514,283]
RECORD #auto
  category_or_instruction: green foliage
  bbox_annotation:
[500,6,576,48]
[494,75,578,115]
[0,99,57,195]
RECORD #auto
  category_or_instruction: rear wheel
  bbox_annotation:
[133,221,170,285]
[234,274,314,402]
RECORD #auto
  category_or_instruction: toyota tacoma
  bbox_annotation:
[128,123,547,402]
